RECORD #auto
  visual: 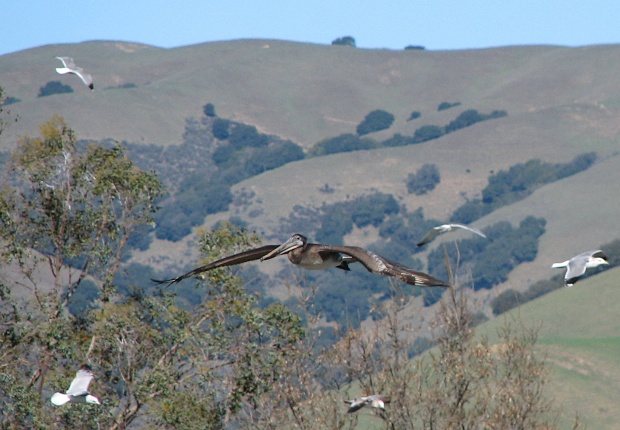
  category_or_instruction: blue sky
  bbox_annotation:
[3,0,619,56]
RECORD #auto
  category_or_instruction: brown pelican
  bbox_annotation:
[551,250,609,286]
[344,394,390,413]
[153,233,449,288]
[55,57,94,90]
[51,365,100,406]
[260,234,449,287]
[417,223,487,247]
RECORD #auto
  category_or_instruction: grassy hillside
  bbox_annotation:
[3,41,620,149]
[479,266,620,429]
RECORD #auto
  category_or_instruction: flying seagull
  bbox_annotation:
[551,249,609,287]
[55,57,94,90]
[153,233,449,288]
[417,223,487,247]
[51,365,101,406]
[344,394,391,413]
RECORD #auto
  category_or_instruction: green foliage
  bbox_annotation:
[2,96,20,105]
[228,123,269,149]
[406,163,441,195]
[203,102,216,117]
[151,114,304,242]
[444,109,507,133]
[412,124,445,142]
[407,111,421,121]
[490,289,525,316]
[381,133,414,147]
[309,133,376,156]
[437,101,461,111]
[331,36,356,47]
[356,109,395,135]
[212,117,230,140]
[0,116,166,428]
[404,45,426,50]
[37,81,74,97]
[243,140,305,176]
[314,192,399,244]
[452,153,597,224]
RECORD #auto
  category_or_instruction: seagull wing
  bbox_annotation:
[416,227,443,247]
[66,366,94,396]
[450,224,487,239]
[345,398,367,413]
[56,56,77,69]
[564,255,589,283]
[152,245,279,286]
[74,70,93,88]
[590,250,608,260]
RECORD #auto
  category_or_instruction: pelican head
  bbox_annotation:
[260,234,307,261]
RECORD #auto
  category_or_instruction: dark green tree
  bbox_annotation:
[37,81,74,97]
[406,163,441,195]
[212,118,230,140]
[356,109,395,135]
[412,125,444,143]
[309,133,376,156]
[407,111,421,121]
[331,36,356,47]
[203,102,216,117]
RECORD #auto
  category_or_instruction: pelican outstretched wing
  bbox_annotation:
[152,245,279,286]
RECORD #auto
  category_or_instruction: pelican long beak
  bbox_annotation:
[260,236,304,261]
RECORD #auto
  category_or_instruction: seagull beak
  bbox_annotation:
[260,236,304,261]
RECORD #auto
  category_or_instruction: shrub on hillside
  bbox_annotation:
[212,118,230,140]
[412,125,445,143]
[356,109,395,135]
[381,133,414,147]
[331,36,356,47]
[406,163,441,195]
[437,101,461,111]
[444,109,507,133]
[309,133,376,156]
[228,123,269,149]
[451,153,597,224]
[37,81,73,97]
[203,102,216,117]
[407,111,421,121]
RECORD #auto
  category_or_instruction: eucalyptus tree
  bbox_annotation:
[0,117,306,428]
[0,115,164,428]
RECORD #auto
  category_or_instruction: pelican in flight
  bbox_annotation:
[551,249,609,286]
[55,57,94,90]
[344,394,390,413]
[153,233,449,288]
[417,223,487,247]
[51,365,100,406]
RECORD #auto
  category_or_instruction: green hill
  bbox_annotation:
[3,40,620,149]
[479,266,620,429]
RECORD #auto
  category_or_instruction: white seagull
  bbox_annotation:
[551,250,609,287]
[55,57,94,90]
[417,223,487,247]
[344,394,390,413]
[51,365,101,406]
